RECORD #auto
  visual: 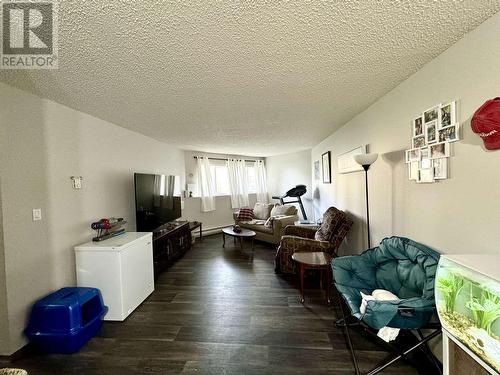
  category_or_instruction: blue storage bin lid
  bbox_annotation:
[34,287,98,306]
[26,287,106,334]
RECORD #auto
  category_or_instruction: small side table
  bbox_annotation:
[189,221,202,241]
[221,227,256,251]
[291,252,332,304]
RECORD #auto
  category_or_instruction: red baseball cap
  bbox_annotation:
[471,97,500,150]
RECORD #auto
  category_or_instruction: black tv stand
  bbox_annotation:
[152,221,191,278]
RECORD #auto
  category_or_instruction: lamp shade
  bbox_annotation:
[354,153,378,166]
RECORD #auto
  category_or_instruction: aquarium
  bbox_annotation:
[436,255,500,373]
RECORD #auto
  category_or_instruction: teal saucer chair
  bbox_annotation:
[332,236,442,375]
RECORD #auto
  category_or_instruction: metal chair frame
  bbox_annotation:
[335,289,443,375]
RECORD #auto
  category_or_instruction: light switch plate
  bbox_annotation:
[71,176,83,189]
[32,209,42,221]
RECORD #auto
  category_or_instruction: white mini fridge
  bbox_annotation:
[74,232,154,321]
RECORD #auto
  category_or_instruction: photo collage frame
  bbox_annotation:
[406,101,459,183]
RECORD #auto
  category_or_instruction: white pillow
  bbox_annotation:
[359,289,399,314]
[372,289,399,301]
[253,203,273,220]
[270,204,296,217]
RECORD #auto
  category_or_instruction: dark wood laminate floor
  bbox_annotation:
[2,234,440,374]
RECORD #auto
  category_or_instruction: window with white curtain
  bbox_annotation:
[194,160,261,197]
[246,166,256,193]
[210,165,231,196]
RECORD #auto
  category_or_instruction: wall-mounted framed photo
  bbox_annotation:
[424,105,439,123]
[438,124,460,142]
[405,148,420,163]
[313,160,320,180]
[337,145,366,174]
[420,157,432,170]
[430,142,450,159]
[417,168,435,183]
[408,161,419,181]
[439,101,456,129]
[322,151,331,183]
[433,158,448,180]
[413,135,426,148]
[413,116,424,137]
[425,120,438,144]
[420,147,430,159]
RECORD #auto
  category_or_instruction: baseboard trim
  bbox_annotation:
[198,224,232,237]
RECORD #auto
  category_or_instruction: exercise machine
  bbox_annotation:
[272,185,308,220]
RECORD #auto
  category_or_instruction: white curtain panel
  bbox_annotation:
[196,157,216,212]
[254,160,268,203]
[226,159,249,209]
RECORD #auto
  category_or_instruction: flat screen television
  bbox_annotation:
[134,173,182,232]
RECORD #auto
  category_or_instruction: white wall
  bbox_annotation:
[266,150,313,220]
[312,11,500,257]
[0,82,185,355]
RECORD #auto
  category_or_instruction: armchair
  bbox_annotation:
[275,207,353,274]
[332,236,442,375]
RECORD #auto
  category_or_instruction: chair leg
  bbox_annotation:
[358,324,427,372]
[337,292,361,375]
[333,287,442,375]
[366,328,442,375]
[335,315,360,328]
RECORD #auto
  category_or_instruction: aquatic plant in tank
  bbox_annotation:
[435,257,500,372]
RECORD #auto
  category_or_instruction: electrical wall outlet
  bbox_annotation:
[32,209,42,221]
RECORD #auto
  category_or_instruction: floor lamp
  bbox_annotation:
[353,153,378,248]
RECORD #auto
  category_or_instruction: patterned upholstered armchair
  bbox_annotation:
[275,207,353,274]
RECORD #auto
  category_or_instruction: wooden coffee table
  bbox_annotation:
[291,252,332,304]
[222,227,256,251]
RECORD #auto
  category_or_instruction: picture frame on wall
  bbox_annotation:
[413,135,426,148]
[407,100,458,184]
[322,151,331,183]
[417,168,434,183]
[439,101,456,129]
[408,161,419,181]
[425,120,438,144]
[314,160,320,180]
[420,157,432,170]
[337,145,366,174]
[423,105,439,123]
[438,124,460,142]
[420,147,430,159]
[405,148,420,163]
[433,158,448,179]
[413,116,424,137]
[430,142,450,159]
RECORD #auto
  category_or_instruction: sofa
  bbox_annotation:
[233,203,298,244]
[275,206,353,274]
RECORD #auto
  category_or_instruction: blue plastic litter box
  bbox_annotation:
[25,287,108,353]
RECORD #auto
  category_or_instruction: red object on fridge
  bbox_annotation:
[471,97,500,150]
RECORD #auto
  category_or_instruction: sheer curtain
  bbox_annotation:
[254,160,268,203]
[196,157,216,212]
[226,159,249,209]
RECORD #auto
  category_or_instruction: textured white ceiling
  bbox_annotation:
[1,1,499,156]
